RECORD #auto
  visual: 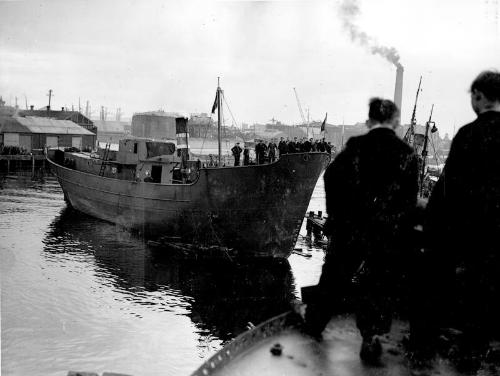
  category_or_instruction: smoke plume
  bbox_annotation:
[339,0,402,68]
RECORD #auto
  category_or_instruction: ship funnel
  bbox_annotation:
[394,65,404,113]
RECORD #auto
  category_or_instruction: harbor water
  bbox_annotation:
[0,173,327,376]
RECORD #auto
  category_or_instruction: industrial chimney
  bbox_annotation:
[393,65,404,113]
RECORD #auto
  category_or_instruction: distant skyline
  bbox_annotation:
[1,0,499,137]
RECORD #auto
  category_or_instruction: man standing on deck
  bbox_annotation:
[231,142,243,166]
[243,147,250,166]
[302,138,312,152]
[278,137,288,157]
[255,140,267,164]
[423,70,500,359]
[303,98,419,362]
[268,139,277,163]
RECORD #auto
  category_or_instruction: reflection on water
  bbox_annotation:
[45,207,297,341]
[2,175,326,376]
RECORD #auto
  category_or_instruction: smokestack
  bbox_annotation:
[394,65,404,113]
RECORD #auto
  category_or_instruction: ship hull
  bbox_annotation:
[47,153,330,258]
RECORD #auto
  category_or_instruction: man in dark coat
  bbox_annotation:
[423,70,500,355]
[268,139,277,163]
[278,137,288,157]
[302,138,312,152]
[296,137,305,152]
[243,148,250,166]
[255,140,267,164]
[304,98,419,361]
[231,142,243,166]
[317,138,326,152]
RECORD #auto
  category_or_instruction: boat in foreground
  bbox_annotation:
[190,311,500,376]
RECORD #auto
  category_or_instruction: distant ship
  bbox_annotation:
[47,81,330,258]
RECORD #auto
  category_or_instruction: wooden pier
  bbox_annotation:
[305,211,327,239]
[0,154,47,175]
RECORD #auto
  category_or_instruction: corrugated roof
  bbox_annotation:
[0,116,31,133]
[18,109,91,122]
[13,116,95,135]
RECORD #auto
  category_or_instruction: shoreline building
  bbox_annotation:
[19,107,97,135]
[0,116,96,152]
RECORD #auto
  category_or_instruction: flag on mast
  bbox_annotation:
[211,90,219,114]
[321,112,327,132]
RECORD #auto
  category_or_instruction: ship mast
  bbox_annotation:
[217,77,222,166]
[403,76,422,146]
[419,104,436,196]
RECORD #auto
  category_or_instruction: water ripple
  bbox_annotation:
[1,173,327,376]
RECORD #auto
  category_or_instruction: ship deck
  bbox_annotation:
[193,314,500,376]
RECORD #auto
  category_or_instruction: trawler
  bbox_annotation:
[46,80,330,258]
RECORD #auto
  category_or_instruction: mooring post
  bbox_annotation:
[31,154,35,176]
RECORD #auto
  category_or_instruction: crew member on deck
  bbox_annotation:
[256,140,267,164]
[278,137,288,157]
[231,142,243,166]
[302,138,312,152]
[304,98,419,362]
[243,148,250,166]
[268,139,277,163]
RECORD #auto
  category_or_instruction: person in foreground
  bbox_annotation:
[303,98,419,362]
[422,70,500,364]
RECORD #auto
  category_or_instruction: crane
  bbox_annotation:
[293,88,307,126]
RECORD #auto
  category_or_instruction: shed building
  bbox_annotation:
[18,109,97,134]
[0,116,96,152]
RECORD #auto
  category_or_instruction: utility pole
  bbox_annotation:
[15,96,18,109]
[85,101,90,118]
[47,89,54,110]
[24,94,28,110]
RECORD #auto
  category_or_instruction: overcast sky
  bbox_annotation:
[1,0,499,136]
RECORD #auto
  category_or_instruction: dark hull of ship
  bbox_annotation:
[47,153,330,258]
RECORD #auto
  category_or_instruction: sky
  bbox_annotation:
[0,0,499,137]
